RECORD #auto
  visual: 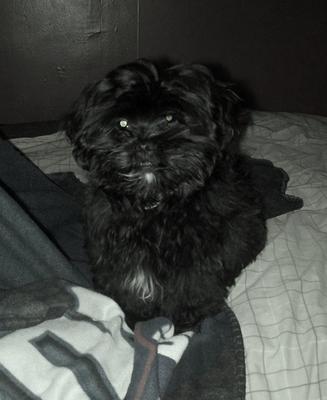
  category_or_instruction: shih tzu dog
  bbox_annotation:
[64,59,266,332]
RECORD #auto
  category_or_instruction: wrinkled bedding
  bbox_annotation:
[229,112,327,399]
[4,111,327,399]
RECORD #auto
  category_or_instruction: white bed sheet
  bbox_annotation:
[228,111,327,399]
[10,111,327,399]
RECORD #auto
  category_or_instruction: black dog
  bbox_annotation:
[65,59,266,332]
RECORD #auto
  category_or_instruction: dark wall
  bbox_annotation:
[0,0,138,124]
[139,0,327,116]
[1,0,327,124]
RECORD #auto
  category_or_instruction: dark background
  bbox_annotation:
[1,0,327,125]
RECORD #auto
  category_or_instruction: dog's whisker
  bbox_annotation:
[118,172,140,179]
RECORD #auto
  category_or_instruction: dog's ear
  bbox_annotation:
[162,64,215,115]
[212,80,249,152]
[63,59,159,143]
[163,64,248,152]
[105,59,159,96]
[63,82,101,144]
[180,65,248,152]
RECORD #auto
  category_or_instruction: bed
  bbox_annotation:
[0,110,326,399]
[231,112,327,399]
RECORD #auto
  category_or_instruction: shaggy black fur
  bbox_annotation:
[64,59,267,332]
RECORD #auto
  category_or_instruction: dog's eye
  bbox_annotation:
[119,119,129,129]
[165,114,174,123]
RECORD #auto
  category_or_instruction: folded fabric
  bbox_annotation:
[0,280,191,399]
[239,156,304,219]
[0,279,243,400]
[0,138,91,286]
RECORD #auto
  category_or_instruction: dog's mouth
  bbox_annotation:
[117,155,208,210]
[143,196,162,210]
[120,160,155,173]
[139,161,153,168]
[117,161,163,210]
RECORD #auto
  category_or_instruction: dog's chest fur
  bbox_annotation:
[85,185,229,303]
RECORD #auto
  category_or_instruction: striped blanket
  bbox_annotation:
[0,279,244,400]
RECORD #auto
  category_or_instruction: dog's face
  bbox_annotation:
[65,60,244,209]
